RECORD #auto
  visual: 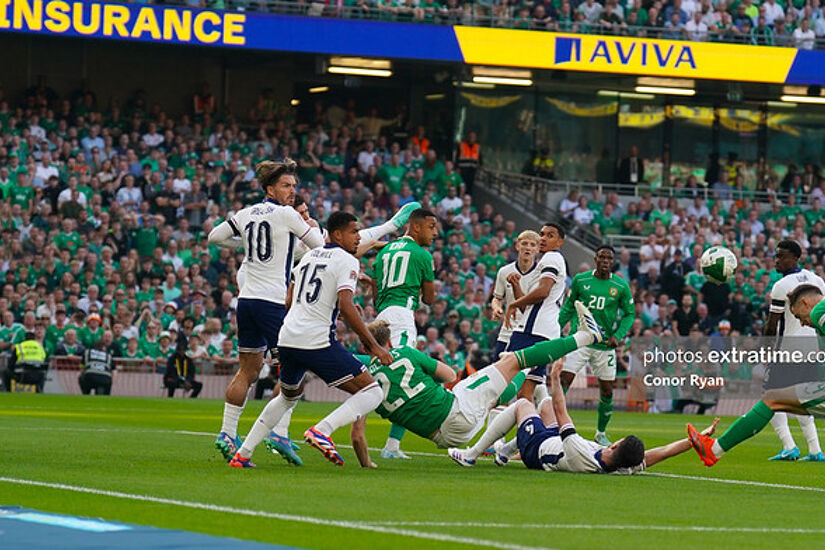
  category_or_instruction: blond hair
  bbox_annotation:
[517,230,540,244]
[367,320,391,347]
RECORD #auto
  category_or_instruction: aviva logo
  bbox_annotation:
[554,36,696,70]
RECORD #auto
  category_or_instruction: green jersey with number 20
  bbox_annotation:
[358,346,454,439]
[558,271,635,350]
[373,236,435,312]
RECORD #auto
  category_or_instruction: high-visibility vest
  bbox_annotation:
[533,157,554,169]
[412,137,430,154]
[15,340,46,367]
[458,142,480,160]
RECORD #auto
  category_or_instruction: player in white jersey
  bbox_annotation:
[451,360,722,474]
[230,212,393,467]
[503,223,567,401]
[764,240,825,462]
[208,160,325,461]
[491,230,541,361]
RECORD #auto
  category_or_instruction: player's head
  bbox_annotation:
[603,435,645,471]
[293,194,310,221]
[515,230,540,261]
[775,239,802,274]
[407,209,439,248]
[788,283,825,328]
[594,245,615,276]
[539,222,565,252]
[367,319,392,348]
[257,159,297,205]
[327,211,360,254]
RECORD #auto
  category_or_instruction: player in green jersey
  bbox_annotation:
[558,245,635,445]
[688,283,825,467]
[349,301,606,465]
[370,208,438,459]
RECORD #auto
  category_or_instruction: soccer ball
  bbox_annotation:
[700,246,737,284]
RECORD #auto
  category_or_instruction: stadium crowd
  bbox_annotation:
[0,81,823,394]
[156,0,825,48]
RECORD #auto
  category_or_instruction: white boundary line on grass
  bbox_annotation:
[364,521,825,534]
[0,476,548,550]
[641,472,825,493]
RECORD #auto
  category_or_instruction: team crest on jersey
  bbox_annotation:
[609,287,618,297]
[818,313,825,327]
[350,270,358,281]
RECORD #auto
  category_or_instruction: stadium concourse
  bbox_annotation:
[1,84,825,404]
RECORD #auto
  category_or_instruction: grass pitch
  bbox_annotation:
[2,393,824,549]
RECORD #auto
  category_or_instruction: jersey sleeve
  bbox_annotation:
[336,254,360,294]
[493,266,508,299]
[405,347,439,377]
[354,354,371,365]
[769,279,787,314]
[227,210,244,238]
[283,208,324,249]
[615,281,636,340]
[540,253,563,282]
[418,248,435,282]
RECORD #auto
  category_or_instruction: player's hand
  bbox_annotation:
[358,273,372,288]
[607,336,620,349]
[506,272,521,286]
[373,346,393,365]
[504,304,518,330]
[702,417,720,436]
[491,305,503,322]
[306,217,320,228]
[550,360,564,379]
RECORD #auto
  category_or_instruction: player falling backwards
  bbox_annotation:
[557,244,634,446]
[370,209,438,459]
[229,211,393,468]
[687,282,825,467]
[450,359,720,474]
[345,300,606,466]
[762,240,825,462]
[504,222,567,404]
[209,159,419,464]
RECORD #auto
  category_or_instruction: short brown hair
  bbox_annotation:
[256,159,297,189]
[367,320,391,347]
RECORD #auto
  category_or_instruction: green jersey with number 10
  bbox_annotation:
[558,271,635,350]
[373,236,435,312]
[358,346,454,440]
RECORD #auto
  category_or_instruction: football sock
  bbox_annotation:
[534,382,549,405]
[500,438,519,457]
[359,222,396,244]
[239,393,299,459]
[497,371,526,405]
[796,414,821,454]
[272,406,294,439]
[515,336,578,370]
[597,395,613,433]
[467,401,519,460]
[221,401,245,438]
[385,423,407,450]
[715,400,775,456]
[315,383,383,436]
[770,412,795,451]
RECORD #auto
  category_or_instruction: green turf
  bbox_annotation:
[2,394,824,549]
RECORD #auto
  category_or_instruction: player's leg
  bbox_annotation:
[450,398,534,466]
[190,379,203,398]
[796,414,825,461]
[356,202,421,255]
[304,345,383,466]
[379,308,416,459]
[79,373,92,395]
[768,412,800,461]
[592,349,616,446]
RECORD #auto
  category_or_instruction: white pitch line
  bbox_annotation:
[364,521,825,534]
[642,472,825,493]
[0,477,548,550]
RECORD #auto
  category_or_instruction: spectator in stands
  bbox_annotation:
[794,18,816,49]
[686,10,709,40]
[618,145,645,185]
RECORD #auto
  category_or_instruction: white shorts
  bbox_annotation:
[562,347,616,381]
[795,382,825,418]
[376,306,417,348]
[431,366,508,448]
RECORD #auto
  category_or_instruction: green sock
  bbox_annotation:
[388,423,406,441]
[597,395,613,433]
[515,336,578,370]
[717,401,774,452]
[497,371,526,405]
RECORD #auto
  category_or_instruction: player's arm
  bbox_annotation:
[420,251,437,305]
[557,278,579,332]
[549,360,573,428]
[286,208,325,249]
[351,416,377,468]
[612,285,636,347]
[505,277,555,329]
[339,289,392,365]
[765,285,785,337]
[434,361,457,383]
[643,418,719,468]
[412,347,457,383]
[285,281,295,310]
[207,219,241,249]
[421,280,436,306]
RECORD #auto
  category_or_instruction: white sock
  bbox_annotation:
[711,440,725,457]
[239,394,299,458]
[500,437,519,457]
[467,401,519,460]
[315,383,382,436]
[359,221,396,243]
[533,382,549,406]
[770,412,796,451]
[272,406,294,438]
[573,331,594,347]
[796,414,821,454]
[221,401,246,438]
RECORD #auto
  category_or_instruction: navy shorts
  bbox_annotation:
[493,340,508,361]
[278,341,367,390]
[236,298,286,353]
[517,416,560,470]
[507,331,548,382]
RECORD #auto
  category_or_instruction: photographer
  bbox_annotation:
[79,340,114,395]
[164,336,203,398]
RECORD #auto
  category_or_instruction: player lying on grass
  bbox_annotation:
[687,283,825,467]
[347,301,606,466]
[450,359,720,473]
